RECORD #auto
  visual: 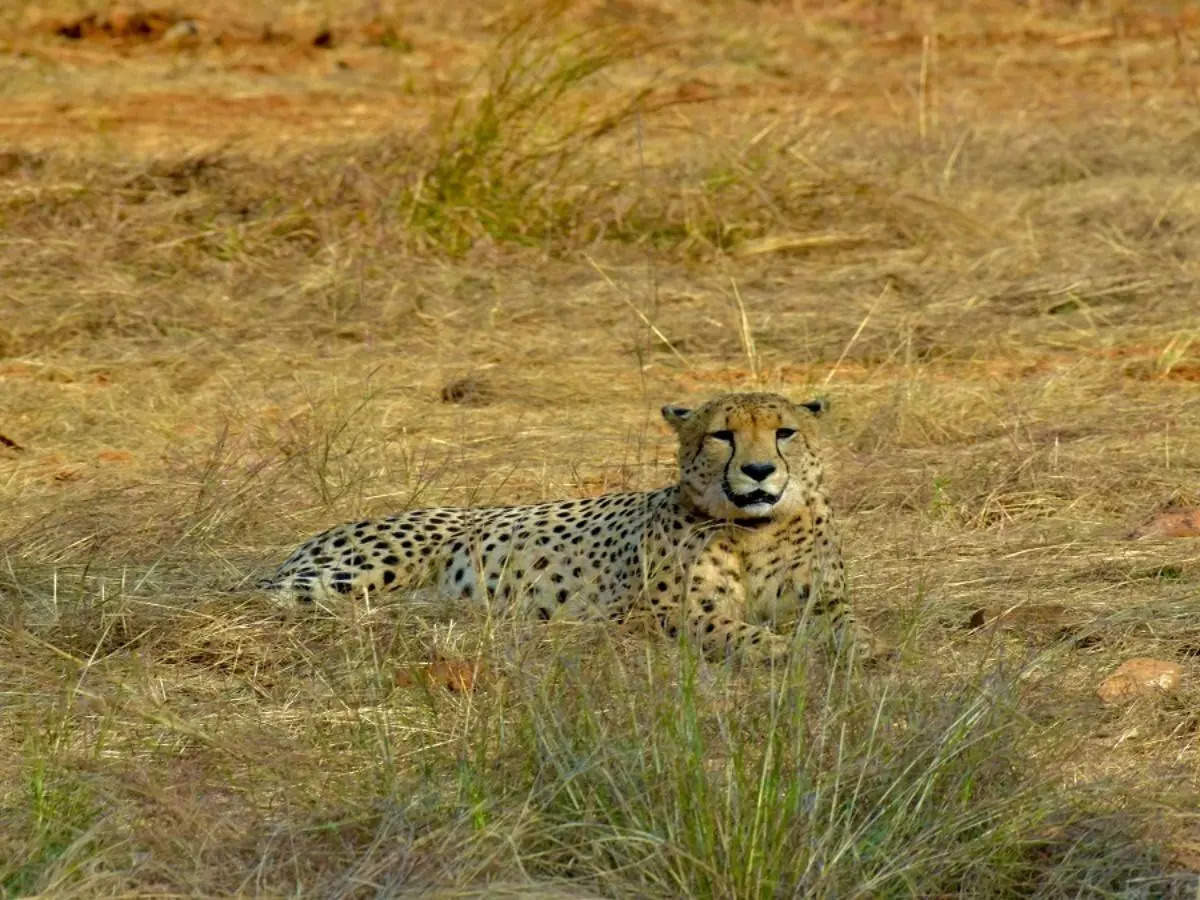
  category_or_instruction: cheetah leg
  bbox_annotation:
[685,608,792,663]
[646,593,789,663]
[645,533,796,664]
[785,566,883,662]
[780,509,886,662]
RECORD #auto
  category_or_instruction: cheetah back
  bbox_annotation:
[260,491,670,621]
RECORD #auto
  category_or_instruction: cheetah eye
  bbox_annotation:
[776,428,797,440]
[708,430,735,443]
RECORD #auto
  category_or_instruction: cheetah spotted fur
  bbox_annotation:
[259,392,869,663]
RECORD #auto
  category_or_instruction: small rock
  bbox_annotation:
[1068,632,1103,650]
[396,657,481,693]
[0,152,23,176]
[162,19,200,45]
[440,376,492,406]
[1096,657,1183,703]
[1128,507,1200,539]
[963,603,1074,631]
[55,14,97,39]
[108,9,171,39]
[108,6,133,34]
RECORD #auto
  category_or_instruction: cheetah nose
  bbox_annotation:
[740,462,776,482]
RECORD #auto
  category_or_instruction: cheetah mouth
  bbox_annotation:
[725,488,780,509]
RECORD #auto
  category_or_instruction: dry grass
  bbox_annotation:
[2,0,1200,895]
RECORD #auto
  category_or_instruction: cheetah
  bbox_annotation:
[258,392,869,663]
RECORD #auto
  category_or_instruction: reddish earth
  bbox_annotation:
[6,3,1199,151]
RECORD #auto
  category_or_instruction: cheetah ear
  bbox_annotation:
[798,398,828,417]
[661,404,693,431]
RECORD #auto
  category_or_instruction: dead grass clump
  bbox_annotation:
[396,3,650,255]
[347,637,1191,897]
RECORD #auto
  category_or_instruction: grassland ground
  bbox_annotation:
[2,0,1200,895]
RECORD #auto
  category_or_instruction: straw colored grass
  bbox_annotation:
[2,0,1199,895]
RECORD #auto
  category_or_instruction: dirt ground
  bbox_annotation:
[2,0,1200,895]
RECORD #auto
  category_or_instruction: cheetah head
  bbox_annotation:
[662,392,828,522]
